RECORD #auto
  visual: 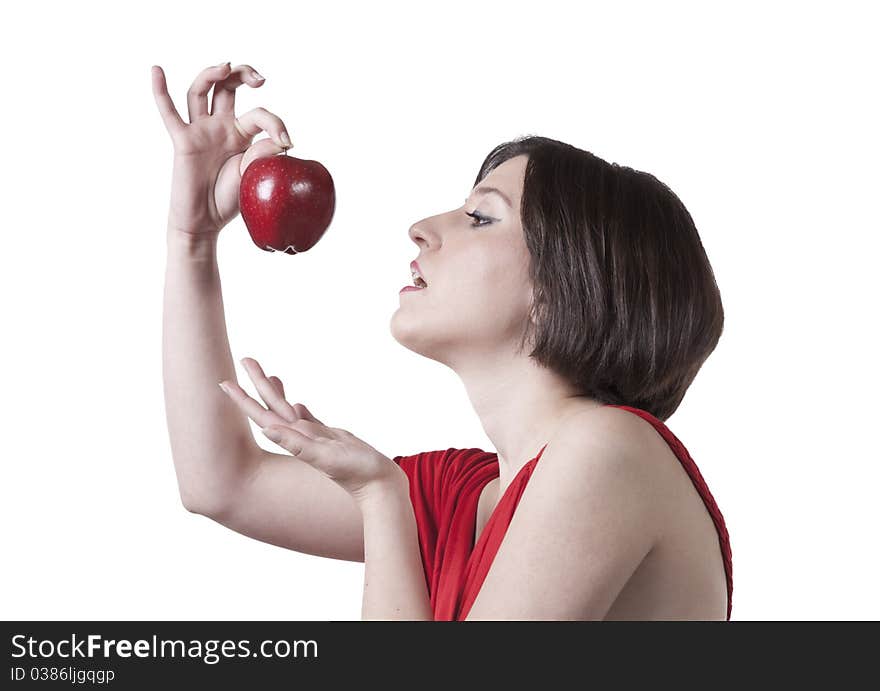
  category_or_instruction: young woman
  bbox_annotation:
[152,61,732,621]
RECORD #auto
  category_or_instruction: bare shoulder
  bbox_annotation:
[551,404,674,477]
[565,405,706,504]
[564,404,668,450]
[538,404,673,528]
[547,404,682,524]
[548,404,729,619]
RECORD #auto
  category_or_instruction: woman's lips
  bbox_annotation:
[411,260,428,283]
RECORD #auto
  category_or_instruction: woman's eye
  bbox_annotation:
[465,210,493,228]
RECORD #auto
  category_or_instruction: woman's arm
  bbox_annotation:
[164,229,258,512]
[153,61,292,513]
[355,476,433,620]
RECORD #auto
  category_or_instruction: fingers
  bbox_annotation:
[289,418,337,440]
[187,62,232,123]
[210,64,265,116]
[218,379,291,429]
[240,357,298,422]
[269,376,284,398]
[236,106,293,151]
[151,65,186,141]
[292,402,324,426]
[262,424,329,461]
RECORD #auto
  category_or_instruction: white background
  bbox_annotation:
[0,0,876,620]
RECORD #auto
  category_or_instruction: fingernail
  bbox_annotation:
[218,382,230,394]
[262,427,282,442]
[252,71,264,81]
[280,131,292,148]
[218,61,230,69]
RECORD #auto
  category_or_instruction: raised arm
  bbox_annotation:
[154,62,365,562]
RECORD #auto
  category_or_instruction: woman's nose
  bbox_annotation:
[408,223,428,246]
[409,215,445,248]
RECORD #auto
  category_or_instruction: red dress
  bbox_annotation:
[392,404,733,621]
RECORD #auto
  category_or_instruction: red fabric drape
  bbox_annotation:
[392,404,732,621]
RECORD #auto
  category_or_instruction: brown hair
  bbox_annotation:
[475,135,724,421]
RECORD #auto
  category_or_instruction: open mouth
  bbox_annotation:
[410,260,429,288]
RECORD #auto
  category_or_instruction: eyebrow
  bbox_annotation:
[468,185,513,208]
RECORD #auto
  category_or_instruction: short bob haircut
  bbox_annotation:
[474,135,724,422]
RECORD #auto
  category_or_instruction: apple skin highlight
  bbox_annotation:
[240,153,336,254]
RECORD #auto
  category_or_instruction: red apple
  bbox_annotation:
[239,152,335,254]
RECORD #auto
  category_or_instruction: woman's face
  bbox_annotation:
[390,154,533,366]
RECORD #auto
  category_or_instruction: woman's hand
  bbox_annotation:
[151,62,293,236]
[218,357,406,502]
